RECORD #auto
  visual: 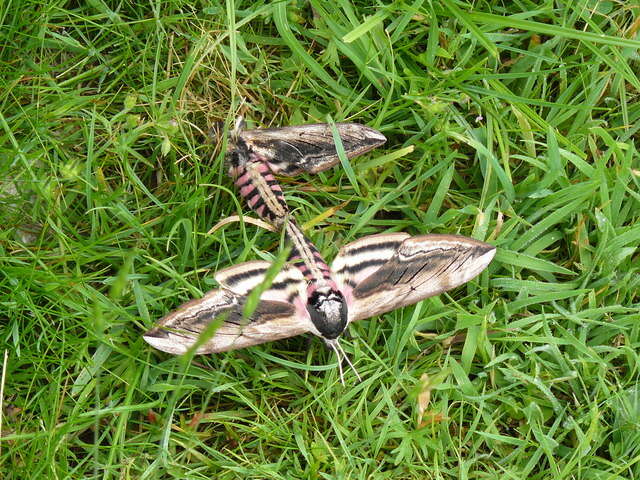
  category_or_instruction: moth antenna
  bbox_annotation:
[327,340,345,386]
[336,340,361,383]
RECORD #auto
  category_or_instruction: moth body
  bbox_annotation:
[230,149,346,334]
[284,221,349,341]
[231,150,288,226]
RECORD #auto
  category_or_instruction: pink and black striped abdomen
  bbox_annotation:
[230,152,337,290]
[284,221,336,288]
[290,235,333,283]
[231,160,288,226]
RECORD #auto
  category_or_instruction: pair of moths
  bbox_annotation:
[144,122,495,377]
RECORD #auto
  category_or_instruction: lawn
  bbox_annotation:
[1,0,640,478]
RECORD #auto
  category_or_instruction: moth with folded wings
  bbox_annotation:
[144,120,496,380]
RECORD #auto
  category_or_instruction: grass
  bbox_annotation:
[1,0,640,478]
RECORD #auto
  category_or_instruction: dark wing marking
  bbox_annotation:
[239,123,386,176]
[331,234,496,322]
[144,262,312,354]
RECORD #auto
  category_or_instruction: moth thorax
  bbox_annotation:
[307,288,348,340]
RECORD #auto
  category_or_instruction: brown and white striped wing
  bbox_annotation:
[143,262,312,355]
[214,260,307,304]
[332,233,411,289]
[239,123,386,176]
[332,234,496,322]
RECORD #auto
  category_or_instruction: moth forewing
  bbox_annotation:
[341,234,496,322]
[143,289,242,355]
[144,261,314,355]
[144,290,313,355]
[238,123,386,176]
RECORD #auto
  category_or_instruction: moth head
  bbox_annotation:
[210,117,245,146]
[306,287,348,340]
[227,135,252,168]
[225,117,251,167]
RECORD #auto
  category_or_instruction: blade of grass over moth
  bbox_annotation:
[241,243,291,319]
[328,119,361,197]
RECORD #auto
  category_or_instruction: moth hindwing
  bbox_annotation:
[144,260,312,355]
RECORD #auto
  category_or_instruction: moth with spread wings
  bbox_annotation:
[144,233,496,378]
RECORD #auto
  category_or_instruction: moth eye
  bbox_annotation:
[306,303,326,326]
